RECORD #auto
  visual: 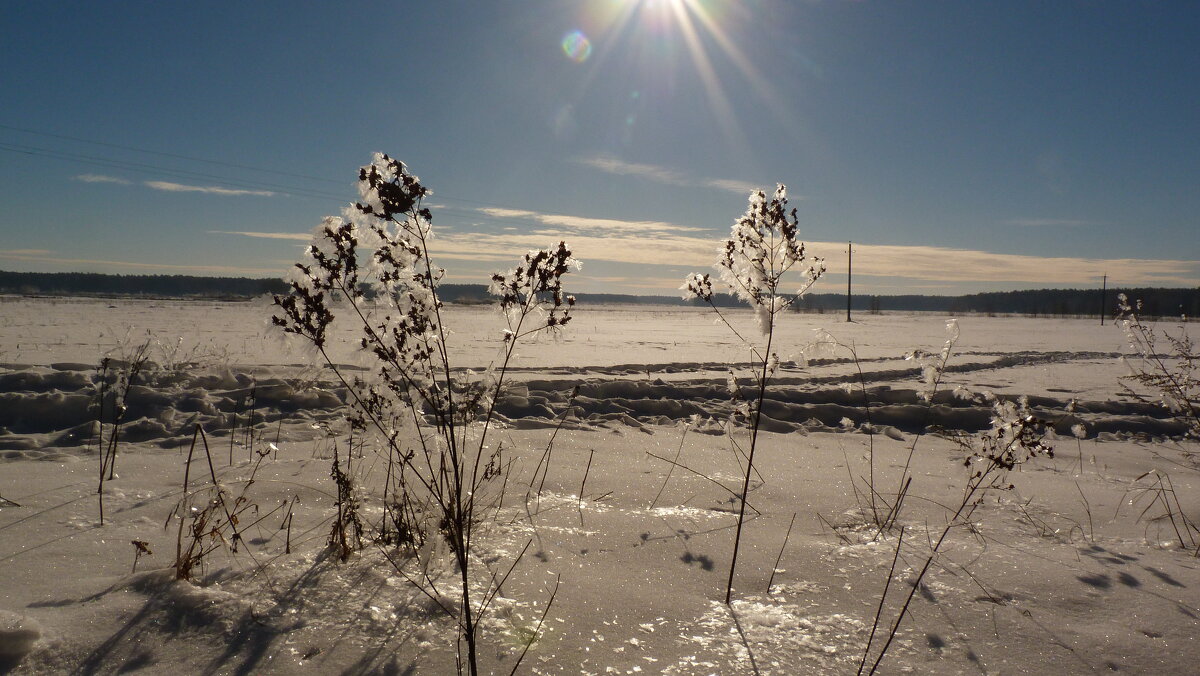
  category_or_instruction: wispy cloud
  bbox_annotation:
[209,231,520,262]
[579,155,685,185]
[211,230,308,241]
[477,207,705,235]
[706,178,762,194]
[803,242,1197,286]
[1005,218,1091,228]
[577,154,761,196]
[145,181,277,197]
[74,174,276,197]
[75,174,131,185]
[217,205,1200,289]
[431,231,1198,287]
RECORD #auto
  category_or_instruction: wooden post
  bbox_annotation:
[846,241,853,322]
[1100,274,1107,325]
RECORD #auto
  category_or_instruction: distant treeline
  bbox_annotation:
[1,270,1195,319]
[0,271,290,299]
[790,288,1200,320]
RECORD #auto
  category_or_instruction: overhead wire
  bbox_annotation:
[0,136,557,231]
[0,124,567,219]
[0,122,344,185]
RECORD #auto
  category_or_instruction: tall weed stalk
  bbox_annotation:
[93,339,152,524]
[859,396,1053,674]
[272,153,577,674]
[683,184,824,604]
[1116,294,1198,438]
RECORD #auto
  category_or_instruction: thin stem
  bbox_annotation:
[725,307,776,605]
[858,525,905,675]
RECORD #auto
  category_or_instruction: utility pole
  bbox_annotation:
[846,241,853,322]
[1100,274,1107,326]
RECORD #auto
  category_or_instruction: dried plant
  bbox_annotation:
[169,424,268,581]
[328,440,365,562]
[92,338,152,525]
[130,540,152,574]
[1122,469,1199,552]
[799,325,962,536]
[859,395,1053,675]
[271,153,577,674]
[683,184,824,604]
[1116,294,1198,439]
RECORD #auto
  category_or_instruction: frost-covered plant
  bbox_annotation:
[805,321,962,536]
[92,338,153,525]
[866,319,963,532]
[271,153,577,675]
[905,319,959,404]
[860,396,1053,675]
[682,185,824,336]
[682,184,824,604]
[1123,469,1199,551]
[1116,294,1198,439]
[169,424,268,582]
[328,439,365,563]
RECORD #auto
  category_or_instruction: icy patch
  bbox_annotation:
[666,598,866,674]
[531,492,616,514]
[649,505,731,520]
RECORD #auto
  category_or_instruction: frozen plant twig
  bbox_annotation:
[862,396,1053,675]
[1116,294,1198,439]
[682,184,824,604]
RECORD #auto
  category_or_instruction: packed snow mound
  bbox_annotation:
[0,347,1191,460]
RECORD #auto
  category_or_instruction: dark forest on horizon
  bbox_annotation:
[1,270,1196,320]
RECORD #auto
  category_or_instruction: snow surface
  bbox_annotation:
[1,296,1198,674]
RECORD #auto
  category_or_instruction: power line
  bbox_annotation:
[0,124,723,235]
[0,120,619,217]
[0,141,348,201]
[0,141,581,232]
[0,122,344,185]
[0,123,559,213]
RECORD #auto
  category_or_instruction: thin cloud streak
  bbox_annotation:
[577,154,760,195]
[145,181,277,197]
[212,230,309,241]
[220,209,1199,288]
[476,207,706,234]
[805,242,1197,286]
[1,248,54,256]
[75,174,132,185]
[73,174,278,197]
[210,230,523,262]
[706,178,763,195]
[1005,218,1091,227]
[431,232,1198,287]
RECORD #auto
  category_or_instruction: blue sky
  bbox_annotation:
[1,1,1197,295]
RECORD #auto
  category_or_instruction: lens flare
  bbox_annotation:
[562,30,593,63]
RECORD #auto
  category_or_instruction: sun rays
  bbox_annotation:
[572,0,791,151]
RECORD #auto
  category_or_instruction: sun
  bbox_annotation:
[578,0,784,148]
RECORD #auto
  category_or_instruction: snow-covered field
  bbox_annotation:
[1,295,1197,674]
